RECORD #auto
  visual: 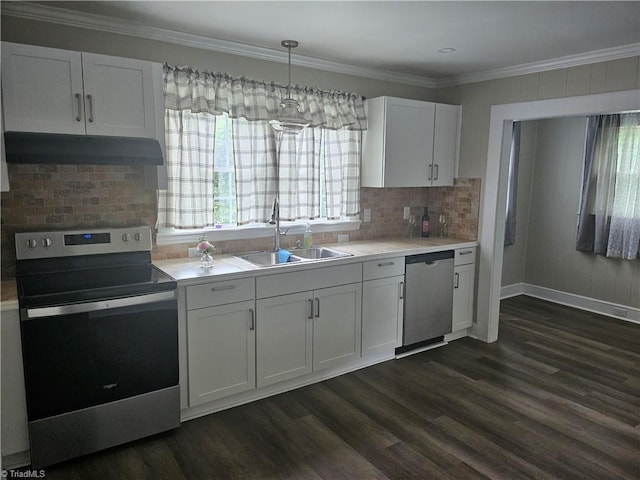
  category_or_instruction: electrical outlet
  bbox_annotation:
[188,247,200,258]
[403,206,411,220]
[363,209,371,222]
[337,234,349,243]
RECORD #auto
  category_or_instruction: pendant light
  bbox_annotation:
[269,40,309,134]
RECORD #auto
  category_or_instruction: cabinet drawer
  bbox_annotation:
[256,263,362,299]
[455,247,476,266]
[362,257,405,281]
[187,277,255,310]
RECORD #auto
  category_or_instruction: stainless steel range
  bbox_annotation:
[15,226,179,467]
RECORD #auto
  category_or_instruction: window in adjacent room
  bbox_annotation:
[576,112,640,259]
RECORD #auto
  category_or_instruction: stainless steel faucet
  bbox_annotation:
[269,195,288,251]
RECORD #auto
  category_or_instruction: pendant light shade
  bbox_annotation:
[270,40,309,134]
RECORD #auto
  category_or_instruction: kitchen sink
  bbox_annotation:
[290,246,352,260]
[236,250,304,267]
[236,246,351,267]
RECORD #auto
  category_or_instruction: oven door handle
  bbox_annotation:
[25,291,176,319]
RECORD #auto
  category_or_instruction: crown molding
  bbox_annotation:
[2,2,638,91]
[0,2,438,89]
[435,43,640,89]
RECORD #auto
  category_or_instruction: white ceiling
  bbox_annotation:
[5,1,640,86]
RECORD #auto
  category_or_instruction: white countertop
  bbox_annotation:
[154,237,478,286]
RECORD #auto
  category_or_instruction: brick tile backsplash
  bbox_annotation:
[1,164,157,278]
[1,163,479,278]
[153,178,481,260]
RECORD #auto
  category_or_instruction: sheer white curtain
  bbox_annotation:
[607,114,640,258]
[158,65,367,229]
[576,113,640,259]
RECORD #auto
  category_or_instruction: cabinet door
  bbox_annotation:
[313,283,362,371]
[187,301,255,406]
[256,292,313,387]
[384,98,435,187]
[362,276,404,357]
[2,42,86,134]
[1,306,29,457]
[81,53,156,138]
[431,103,460,187]
[453,263,475,331]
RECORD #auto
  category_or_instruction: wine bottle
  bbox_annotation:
[421,207,430,237]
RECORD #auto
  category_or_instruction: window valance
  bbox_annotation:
[163,64,367,131]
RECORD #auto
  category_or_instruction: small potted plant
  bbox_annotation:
[196,234,215,268]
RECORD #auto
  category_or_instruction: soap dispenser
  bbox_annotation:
[303,223,314,248]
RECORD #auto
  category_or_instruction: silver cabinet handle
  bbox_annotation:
[399,281,405,300]
[211,284,236,292]
[86,94,94,123]
[249,308,255,331]
[434,163,439,180]
[315,297,320,318]
[308,298,314,319]
[428,164,433,181]
[377,261,395,267]
[454,272,460,289]
[75,93,82,122]
[459,250,473,255]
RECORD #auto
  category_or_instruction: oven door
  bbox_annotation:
[20,291,178,422]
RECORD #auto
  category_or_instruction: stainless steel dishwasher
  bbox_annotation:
[398,250,454,354]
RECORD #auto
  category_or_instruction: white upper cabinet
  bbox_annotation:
[2,42,156,138]
[432,103,461,187]
[362,96,461,188]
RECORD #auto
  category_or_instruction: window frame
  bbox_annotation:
[156,218,361,246]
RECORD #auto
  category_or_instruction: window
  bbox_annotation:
[212,113,236,226]
[157,65,366,243]
[576,113,640,259]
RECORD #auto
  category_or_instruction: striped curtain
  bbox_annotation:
[157,110,216,229]
[158,65,366,229]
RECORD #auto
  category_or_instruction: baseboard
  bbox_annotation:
[445,329,469,342]
[500,283,525,299]
[2,450,30,470]
[502,282,640,324]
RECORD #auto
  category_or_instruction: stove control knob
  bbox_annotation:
[122,233,132,242]
[42,238,52,248]
[27,238,38,248]
[134,232,142,242]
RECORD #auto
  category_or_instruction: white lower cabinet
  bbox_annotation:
[362,276,404,356]
[187,301,256,406]
[185,277,256,407]
[452,248,476,331]
[256,279,362,388]
[1,304,29,463]
[313,283,362,371]
[361,256,405,357]
[256,292,313,388]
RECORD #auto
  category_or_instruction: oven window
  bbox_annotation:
[21,300,178,421]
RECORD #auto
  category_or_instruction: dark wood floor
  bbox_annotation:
[35,296,640,479]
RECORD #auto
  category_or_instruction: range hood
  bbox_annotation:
[4,132,164,165]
